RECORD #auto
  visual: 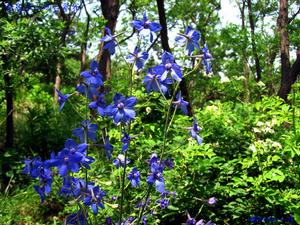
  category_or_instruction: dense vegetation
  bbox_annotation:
[1,0,300,224]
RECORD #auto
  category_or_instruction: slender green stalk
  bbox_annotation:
[136,186,152,224]
[84,85,89,189]
[160,60,203,159]
[119,148,127,223]
[166,104,178,134]
[292,86,296,136]
[195,204,204,218]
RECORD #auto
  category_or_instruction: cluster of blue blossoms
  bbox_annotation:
[24,11,214,225]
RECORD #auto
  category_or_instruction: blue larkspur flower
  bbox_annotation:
[105,93,137,124]
[54,148,83,176]
[116,217,134,225]
[162,158,174,169]
[147,162,165,193]
[103,136,113,159]
[34,185,47,203]
[132,12,162,42]
[156,198,169,209]
[55,88,71,111]
[158,51,183,82]
[83,185,106,215]
[66,210,88,225]
[23,158,52,203]
[59,176,84,197]
[23,157,43,178]
[72,120,98,143]
[127,167,141,188]
[187,218,216,225]
[106,217,113,225]
[175,26,201,55]
[208,197,217,206]
[188,119,202,145]
[127,46,149,70]
[48,138,93,176]
[100,27,117,55]
[173,91,189,115]
[121,132,133,153]
[142,215,147,225]
[202,44,213,74]
[143,66,173,94]
[64,138,94,169]
[89,93,106,116]
[113,154,130,168]
[80,60,103,86]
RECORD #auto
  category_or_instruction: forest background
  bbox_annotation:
[1,0,300,224]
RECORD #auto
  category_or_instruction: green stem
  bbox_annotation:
[84,85,89,189]
[160,60,203,159]
[154,78,169,102]
[292,86,296,137]
[195,204,204,218]
[136,186,152,224]
[119,150,127,223]
[166,104,178,134]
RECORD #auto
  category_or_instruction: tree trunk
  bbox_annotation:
[156,0,193,116]
[266,47,277,95]
[4,69,13,149]
[238,0,250,102]
[54,62,62,100]
[247,0,262,82]
[278,0,292,100]
[97,0,120,80]
[80,0,90,72]
[54,1,72,99]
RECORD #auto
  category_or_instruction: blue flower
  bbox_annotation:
[23,158,52,203]
[103,136,114,159]
[59,176,82,197]
[113,154,130,168]
[100,27,117,55]
[148,153,159,165]
[186,218,197,225]
[173,91,189,115]
[127,46,149,70]
[83,185,106,215]
[49,138,92,176]
[23,157,43,178]
[105,217,113,225]
[66,210,88,225]
[162,158,174,169]
[105,93,137,125]
[72,120,98,143]
[159,51,183,82]
[64,138,94,169]
[54,148,83,176]
[132,12,162,42]
[188,119,202,145]
[80,60,103,87]
[156,198,169,209]
[121,132,133,153]
[142,215,147,225]
[175,26,201,55]
[147,162,165,193]
[116,217,134,225]
[186,219,216,225]
[55,88,71,111]
[208,197,217,206]
[202,44,213,74]
[127,167,141,188]
[89,94,106,116]
[143,66,173,94]
[34,185,48,203]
